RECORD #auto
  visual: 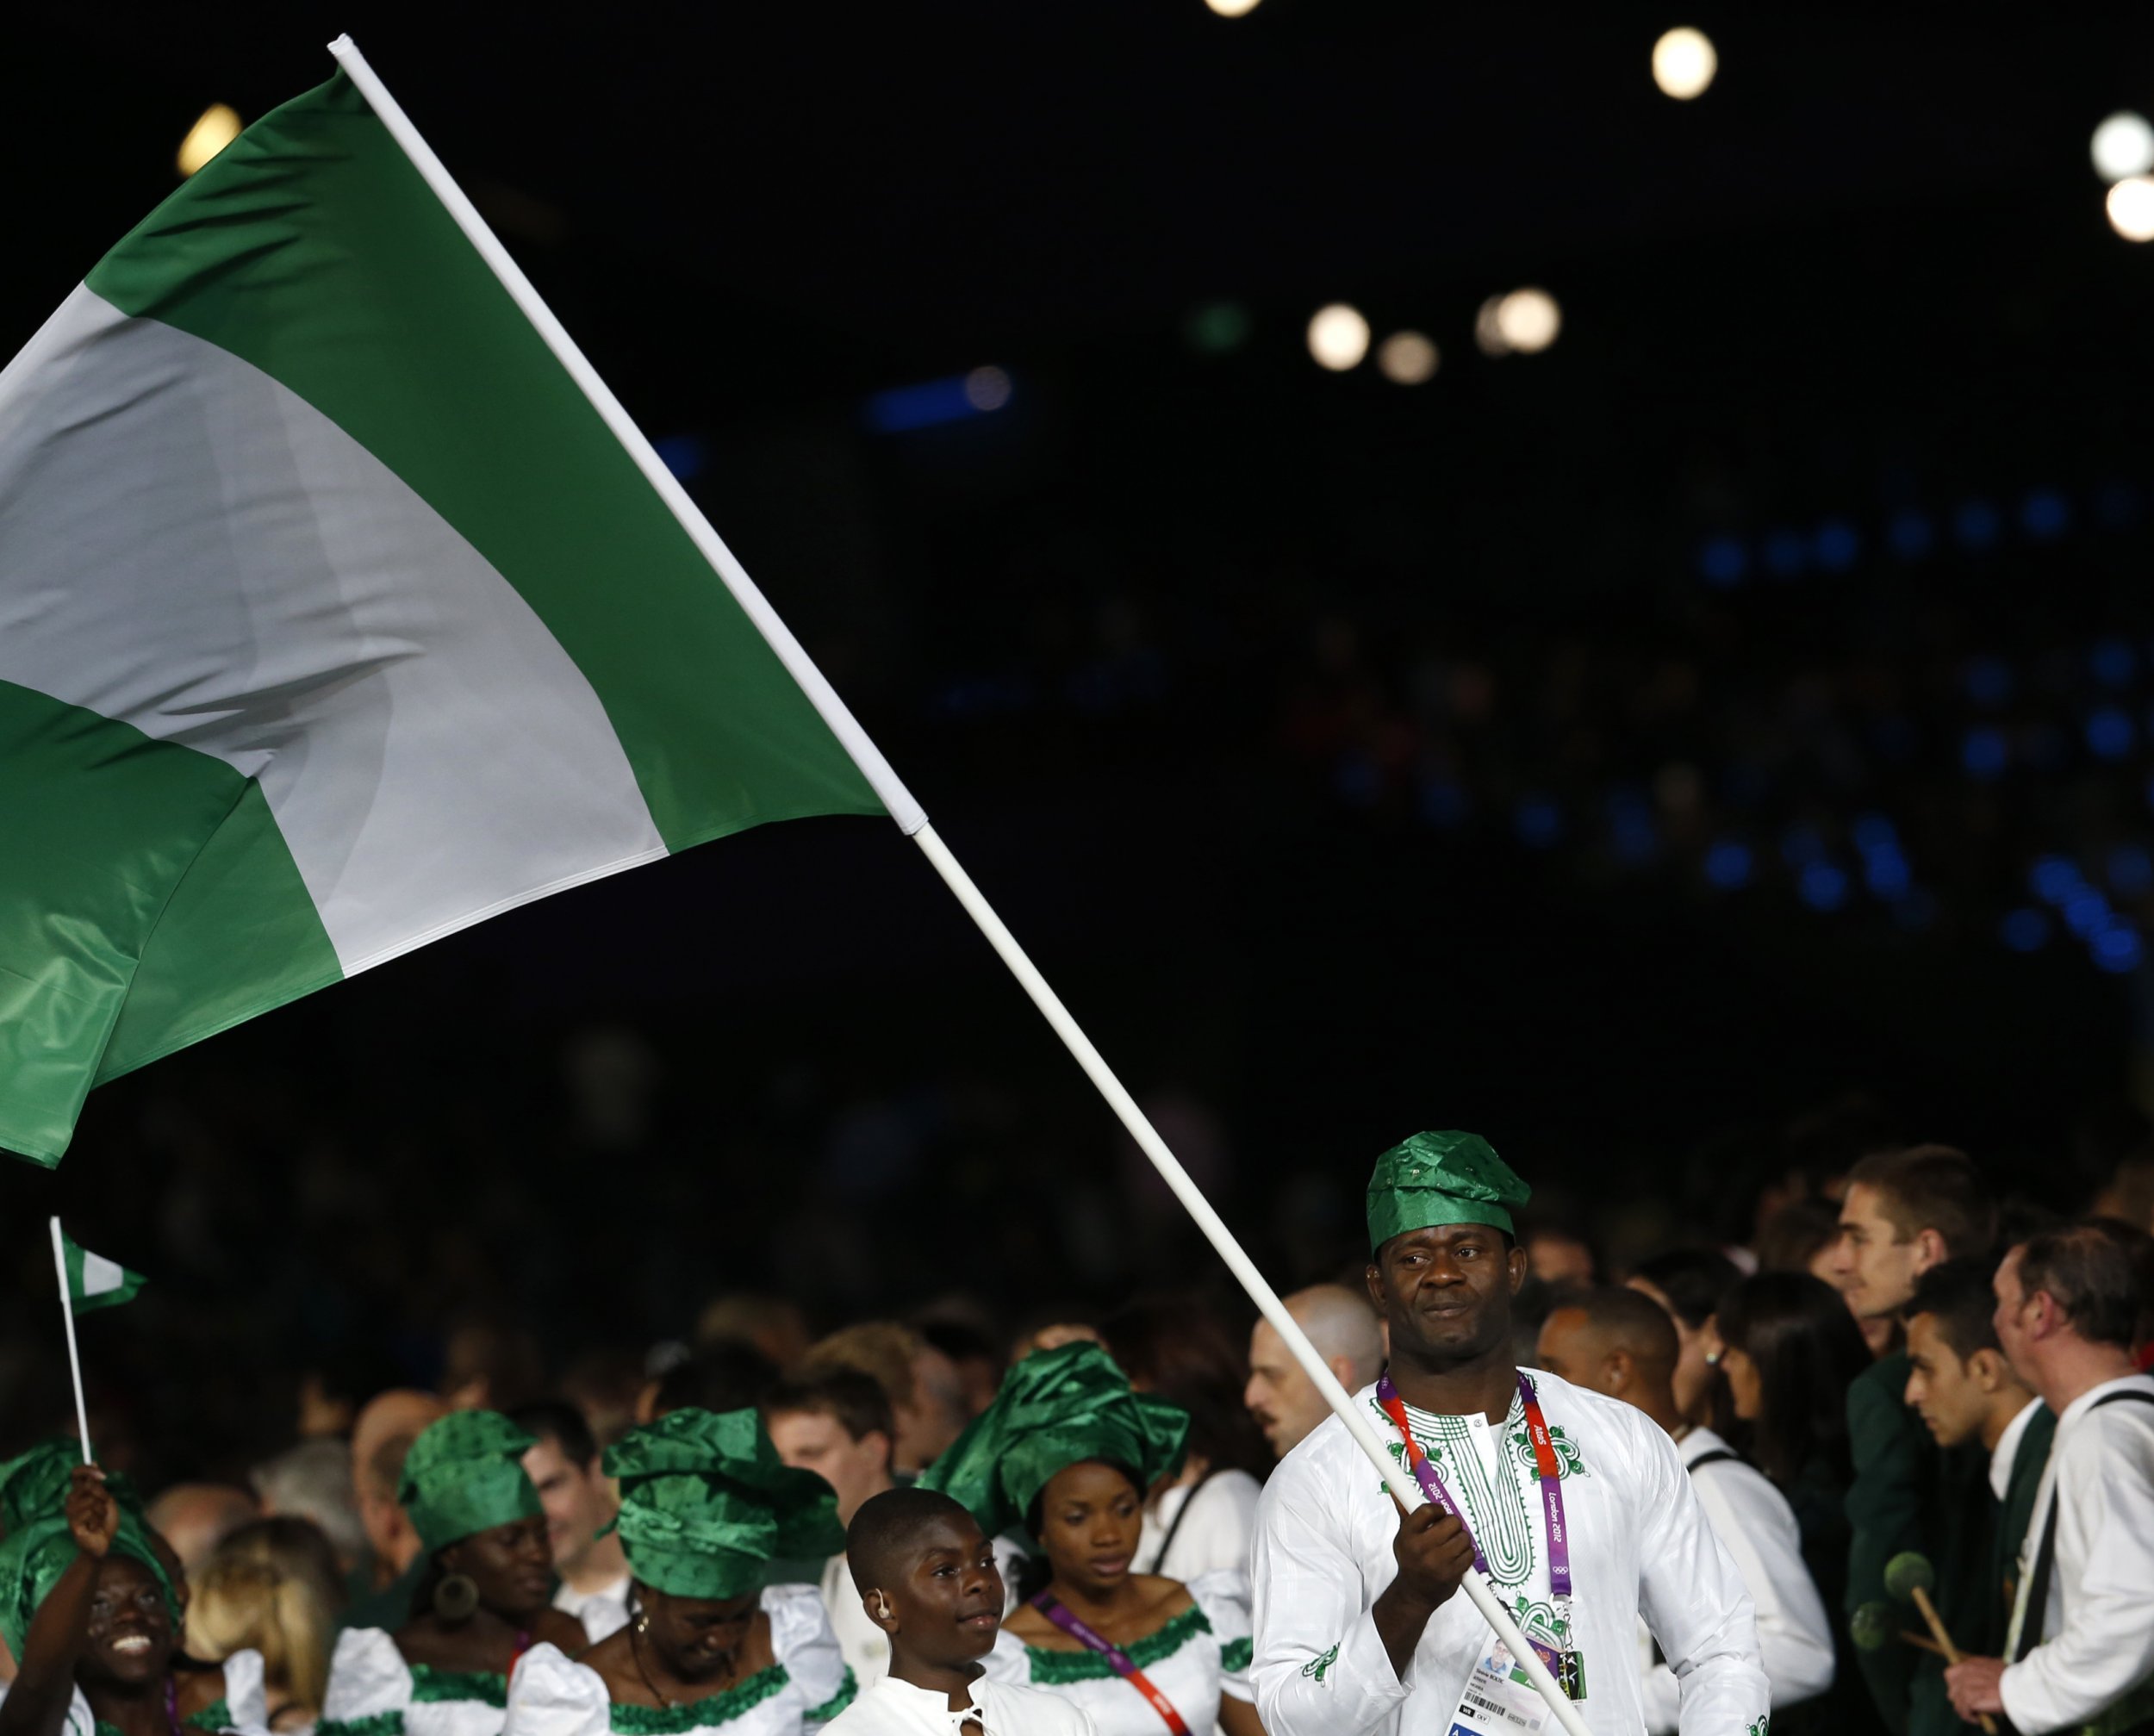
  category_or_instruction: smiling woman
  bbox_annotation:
[0,1459,270,1736]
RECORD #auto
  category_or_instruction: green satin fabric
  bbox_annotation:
[0,1441,142,1534]
[398,1411,543,1555]
[0,1509,177,1659]
[1366,1129,1532,1252]
[918,1341,1188,1540]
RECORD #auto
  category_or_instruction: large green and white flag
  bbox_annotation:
[59,1230,146,1314]
[0,50,916,1166]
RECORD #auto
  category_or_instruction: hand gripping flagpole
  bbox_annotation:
[327,37,1587,1736]
[49,1218,94,1464]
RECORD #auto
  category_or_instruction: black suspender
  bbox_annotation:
[2014,1387,2154,1659]
[1685,1448,1741,1473]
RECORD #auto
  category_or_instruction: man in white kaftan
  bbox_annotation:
[1251,1130,1770,1736]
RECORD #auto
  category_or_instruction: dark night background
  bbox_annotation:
[7,3,2154,1476]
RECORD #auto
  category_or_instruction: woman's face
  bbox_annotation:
[80,1555,173,1688]
[1037,1461,1142,1601]
[442,1515,553,1621]
[1628,1278,1718,1424]
[1720,1341,1763,1421]
[639,1584,758,1683]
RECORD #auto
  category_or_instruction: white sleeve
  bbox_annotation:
[1169,1472,1262,1581]
[1630,1427,1771,1736]
[764,1583,856,1729]
[1187,1570,1254,1705]
[1249,1463,1411,1736]
[1689,1463,1834,1709]
[501,1645,607,1736]
[321,1629,413,1736]
[217,1649,273,1735]
[2001,1418,2154,1735]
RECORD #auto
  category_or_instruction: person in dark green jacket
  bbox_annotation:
[1821,1145,1999,1736]
[1902,1259,2057,1736]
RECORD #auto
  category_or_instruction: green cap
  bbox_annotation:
[397,1411,544,1556]
[601,1408,842,1602]
[1366,1129,1531,1253]
[918,1341,1188,1541]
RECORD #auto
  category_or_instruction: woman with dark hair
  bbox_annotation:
[922,1343,1261,1736]
[503,1409,851,1736]
[1628,1248,1742,1434]
[321,1414,585,1736]
[1713,1272,1881,1736]
[1096,1297,1267,1584]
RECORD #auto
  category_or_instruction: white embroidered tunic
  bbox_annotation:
[1250,1370,1768,1736]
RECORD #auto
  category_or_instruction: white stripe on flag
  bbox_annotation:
[77,1248,126,1299]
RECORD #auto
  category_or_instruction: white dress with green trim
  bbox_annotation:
[4,1651,271,1736]
[321,1628,531,1736]
[500,1586,856,1736]
[978,1571,1252,1736]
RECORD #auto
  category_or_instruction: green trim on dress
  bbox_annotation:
[606,1666,789,1732]
[1219,1638,1251,1675]
[318,1718,405,1736]
[1024,1604,1212,1684]
[802,1666,857,1724]
[408,1666,509,1708]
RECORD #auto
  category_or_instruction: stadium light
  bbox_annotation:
[2092,112,2154,182]
[1495,289,1561,354]
[177,103,242,177]
[1307,303,1371,370]
[1652,28,1717,100]
[1377,331,1440,384]
[2107,176,2154,241]
[1205,0,1261,15]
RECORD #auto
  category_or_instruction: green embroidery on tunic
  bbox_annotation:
[408,1665,508,1708]
[1025,1605,1212,1683]
[607,1666,788,1732]
[319,1716,405,1736]
[1302,1644,1339,1682]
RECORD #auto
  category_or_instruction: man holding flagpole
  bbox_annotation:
[1250,1133,1769,1736]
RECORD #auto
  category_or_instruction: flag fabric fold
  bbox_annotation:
[0,69,892,1166]
[60,1231,146,1314]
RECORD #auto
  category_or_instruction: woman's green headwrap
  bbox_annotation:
[397,1411,545,1555]
[918,1341,1189,1540]
[602,1408,843,1602]
[0,1472,175,1658]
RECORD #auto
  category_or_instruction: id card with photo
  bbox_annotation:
[1447,1642,1556,1736]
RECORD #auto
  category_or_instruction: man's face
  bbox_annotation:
[1993,1248,2037,1382]
[881,1513,1005,1670]
[767,1408,893,1527]
[1244,1317,1330,1458]
[521,1436,612,1575]
[1828,1182,1928,1320]
[1366,1223,1525,1366]
[1902,1311,1989,1448]
[1533,1309,1620,1399]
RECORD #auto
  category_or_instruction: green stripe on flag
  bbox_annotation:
[84,71,884,853]
[0,681,337,1167]
[62,1231,146,1312]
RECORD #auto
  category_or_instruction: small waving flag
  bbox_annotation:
[59,1232,145,1314]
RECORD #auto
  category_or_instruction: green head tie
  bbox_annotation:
[918,1341,1189,1541]
[602,1408,843,1602]
[1366,1129,1531,1254]
[0,1443,143,1537]
[0,1488,175,1658]
[397,1411,544,1556]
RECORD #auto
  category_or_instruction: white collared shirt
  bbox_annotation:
[821,1674,1095,1735]
[1635,1428,1833,1732]
[2000,1373,2154,1734]
[1251,1371,1768,1736]
[1989,1397,2045,1503]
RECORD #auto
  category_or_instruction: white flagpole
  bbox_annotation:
[325,39,1585,1734]
[48,1218,93,1465]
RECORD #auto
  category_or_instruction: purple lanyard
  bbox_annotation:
[1028,1595,1191,1736]
[1374,1371,1573,1602]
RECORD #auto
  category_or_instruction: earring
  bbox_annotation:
[433,1572,478,1624]
[635,1613,650,1635]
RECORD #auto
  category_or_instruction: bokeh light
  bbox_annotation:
[2107,176,2154,241]
[1492,289,1561,355]
[177,103,242,177]
[2092,112,2154,182]
[1651,28,1717,101]
[1204,0,1262,15]
[1376,331,1440,384]
[1306,303,1371,371]
[963,366,1012,411]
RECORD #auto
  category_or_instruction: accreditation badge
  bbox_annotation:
[1447,1636,1584,1736]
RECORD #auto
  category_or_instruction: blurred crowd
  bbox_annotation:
[6,1114,2154,1736]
